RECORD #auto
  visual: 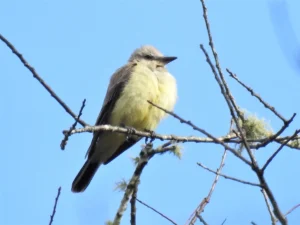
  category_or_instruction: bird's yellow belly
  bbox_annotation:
[110,67,172,131]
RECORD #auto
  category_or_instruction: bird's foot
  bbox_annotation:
[144,129,156,144]
[121,123,136,141]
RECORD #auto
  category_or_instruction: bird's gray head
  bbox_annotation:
[128,45,177,66]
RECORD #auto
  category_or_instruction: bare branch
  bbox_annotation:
[67,124,300,150]
[261,189,277,225]
[257,175,286,224]
[197,162,261,187]
[284,203,300,218]
[255,114,296,150]
[67,123,234,142]
[226,68,287,123]
[136,198,178,225]
[199,0,253,161]
[200,44,255,166]
[189,150,227,225]
[60,99,86,150]
[198,1,288,223]
[49,187,61,225]
[262,129,300,172]
[147,101,251,166]
[221,218,227,225]
[0,34,89,127]
[197,215,209,225]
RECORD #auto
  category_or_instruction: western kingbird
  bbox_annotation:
[72,45,177,193]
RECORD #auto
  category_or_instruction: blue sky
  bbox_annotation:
[1,0,300,224]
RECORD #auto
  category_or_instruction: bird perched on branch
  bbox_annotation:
[72,45,178,193]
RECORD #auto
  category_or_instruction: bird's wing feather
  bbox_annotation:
[85,62,140,161]
[103,136,142,165]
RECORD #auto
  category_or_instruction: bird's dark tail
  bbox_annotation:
[71,159,101,193]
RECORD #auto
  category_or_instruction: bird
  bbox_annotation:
[72,45,177,193]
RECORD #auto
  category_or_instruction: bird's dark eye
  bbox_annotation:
[144,54,153,60]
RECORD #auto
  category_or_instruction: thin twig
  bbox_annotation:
[197,162,261,187]
[147,101,251,166]
[0,34,88,127]
[221,218,227,225]
[262,129,300,172]
[200,0,260,177]
[197,215,209,225]
[261,189,277,225]
[258,176,286,224]
[226,68,287,123]
[284,204,300,218]
[189,150,227,225]
[49,187,61,225]
[200,44,255,165]
[136,198,178,225]
[60,99,86,150]
[255,114,296,150]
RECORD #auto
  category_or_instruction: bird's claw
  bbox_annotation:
[144,129,156,144]
[121,123,135,141]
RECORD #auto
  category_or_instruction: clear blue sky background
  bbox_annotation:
[1,0,300,224]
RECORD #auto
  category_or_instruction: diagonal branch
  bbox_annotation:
[255,114,296,150]
[226,68,287,123]
[261,189,277,225]
[113,144,153,225]
[0,34,89,127]
[284,204,300,219]
[113,142,177,225]
[136,198,178,225]
[197,215,209,225]
[49,187,62,225]
[60,99,86,150]
[197,162,261,187]
[262,129,300,172]
[189,150,227,225]
[200,44,255,165]
[199,0,287,224]
[147,101,251,166]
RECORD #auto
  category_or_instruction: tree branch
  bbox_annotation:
[0,34,89,127]
[48,187,61,225]
[60,99,86,150]
[197,162,261,187]
[113,142,176,225]
[130,185,138,225]
[189,150,227,225]
[261,189,277,225]
[226,68,287,123]
[136,198,178,225]
[262,129,300,172]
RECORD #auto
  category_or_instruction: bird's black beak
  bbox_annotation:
[156,56,177,64]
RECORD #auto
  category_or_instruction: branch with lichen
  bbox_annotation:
[113,142,180,225]
[198,0,295,224]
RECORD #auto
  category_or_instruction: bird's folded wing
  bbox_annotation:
[85,62,141,163]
